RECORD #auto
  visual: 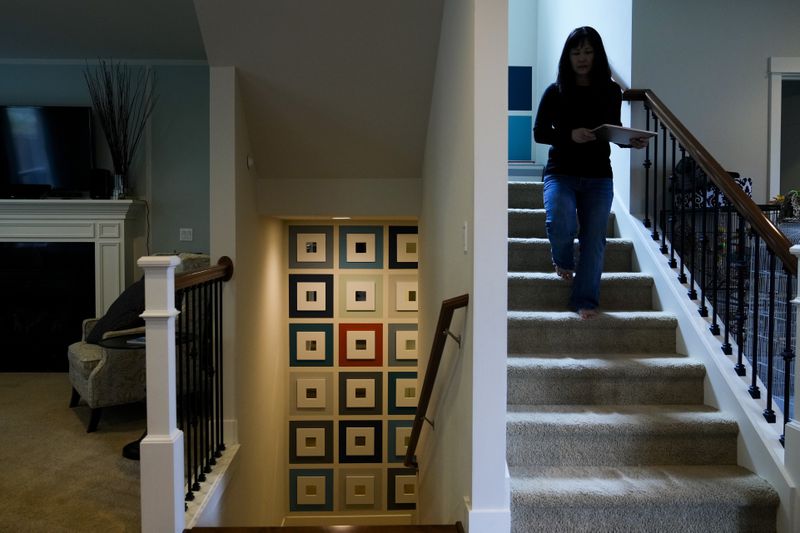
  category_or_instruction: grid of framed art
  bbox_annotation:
[288,222,419,517]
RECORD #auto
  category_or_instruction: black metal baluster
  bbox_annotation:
[191,285,201,493]
[643,104,652,228]
[651,113,659,241]
[735,217,747,376]
[198,282,208,482]
[185,287,196,501]
[660,122,668,252]
[217,280,226,455]
[749,233,761,399]
[780,271,795,446]
[698,168,709,316]
[722,209,734,355]
[687,158,698,300]
[763,252,777,422]
[668,134,678,268]
[678,146,688,284]
[203,281,213,475]
[709,199,721,334]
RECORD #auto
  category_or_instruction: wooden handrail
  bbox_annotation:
[404,294,469,469]
[624,89,795,276]
[175,256,234,290]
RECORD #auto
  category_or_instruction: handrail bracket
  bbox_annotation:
[444,328,462,346]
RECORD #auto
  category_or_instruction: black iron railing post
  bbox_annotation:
[735,218,747,376]
[651,112,660,241]
[668,134,678,268]
[643,104,652,228]
[764,253,777,422]
[781,269,795,446]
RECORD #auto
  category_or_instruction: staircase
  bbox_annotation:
[506,181,779,532]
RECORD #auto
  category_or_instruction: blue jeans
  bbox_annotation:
[543,175,614,311]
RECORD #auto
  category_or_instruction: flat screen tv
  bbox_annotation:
[0,105,95,198]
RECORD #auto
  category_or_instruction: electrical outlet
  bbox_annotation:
[179,228,193,241]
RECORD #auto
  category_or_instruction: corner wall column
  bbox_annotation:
[138,255,184,533]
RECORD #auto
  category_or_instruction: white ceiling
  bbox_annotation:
[0,0,206,60]
[1,0,444,182]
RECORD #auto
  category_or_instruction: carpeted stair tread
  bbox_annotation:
[507,403,737,432]
[508,181,544,209]
[508,272,653,310]
[508,311,677,355]
[509,465,778,533]
[508,237,633,272]
[508,208,615,239]
[507,356,705,404]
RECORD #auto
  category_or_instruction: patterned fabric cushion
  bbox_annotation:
[674,176,753,209]
[67,341,103,379]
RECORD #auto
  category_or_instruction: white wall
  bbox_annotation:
[210,66,288,525]
[418,0,509,530]
[632,0,800,203]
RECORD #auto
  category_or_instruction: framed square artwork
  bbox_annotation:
[388,420,414,462]
[338,323,383,367]
[345,280,376,311]
[338,372,382,415]
[290,324,333,367]
[289,226,333,268]
[395,281,419,311]
[289,274,333,318]
[289,468,334,511]
[339,420,382,463]
[389,226,419,269]
[289,372,333,416]
[387,467,417,510]
[339,226,383,269]
[388,323,418,366]
[388,372,418,415]
[337,468,383,510]
[289,421,333,463]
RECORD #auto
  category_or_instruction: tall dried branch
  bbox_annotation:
[84,59,157,178]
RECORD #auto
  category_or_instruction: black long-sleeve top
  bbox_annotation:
[533,81,622,178]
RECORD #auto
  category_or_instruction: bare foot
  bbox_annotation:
[578,308,599,320]
[554,266,574,282]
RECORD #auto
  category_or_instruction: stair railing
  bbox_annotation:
[405,294,469,469]
[624,89,796,445]
[138,255,233,533]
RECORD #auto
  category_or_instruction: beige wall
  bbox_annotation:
[210,66,289,525]
[418,0,509,530]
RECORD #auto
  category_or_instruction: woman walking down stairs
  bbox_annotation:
[506,181,779,532]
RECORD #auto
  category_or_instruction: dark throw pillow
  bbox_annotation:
[86,277,145,344]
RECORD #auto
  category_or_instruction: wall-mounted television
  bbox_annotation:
[0,105,95,199]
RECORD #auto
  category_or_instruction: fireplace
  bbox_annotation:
[0,243,95,371]
[0,198,144,372]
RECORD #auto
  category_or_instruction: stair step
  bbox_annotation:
[508,311,677,355]
[507,356,705,405]
[507,404,737,466]
[509,181,543,209]
[510,465,778,533]
[508,238,633,272]
[508,208,616,239]
[508,272,653,311]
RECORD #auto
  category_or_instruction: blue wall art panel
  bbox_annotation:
[289,225,334,269]
[509,65,533,111]
[509,115,532,161]
[290,323,334,367]
[289,420,334,464]
[388,372,418,415]
[289,274,334,318]
[339,420,383,463]
[387,467,417,510]
[289,468,334,512]
[387,420,414,463]
[339,226,384,269]
[388,226,418,269]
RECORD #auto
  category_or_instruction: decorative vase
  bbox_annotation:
[112,173,125,200]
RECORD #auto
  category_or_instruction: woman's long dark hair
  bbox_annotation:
[556,26,611,90]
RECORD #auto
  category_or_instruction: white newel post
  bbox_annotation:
[138,256,185,533]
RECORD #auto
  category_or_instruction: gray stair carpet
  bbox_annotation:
[506,181,778,532]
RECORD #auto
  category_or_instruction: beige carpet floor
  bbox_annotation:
[0,373,144,532]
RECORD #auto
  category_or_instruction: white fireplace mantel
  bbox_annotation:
[0,199,144,315]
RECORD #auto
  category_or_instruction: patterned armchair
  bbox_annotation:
[67,319,146,432]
